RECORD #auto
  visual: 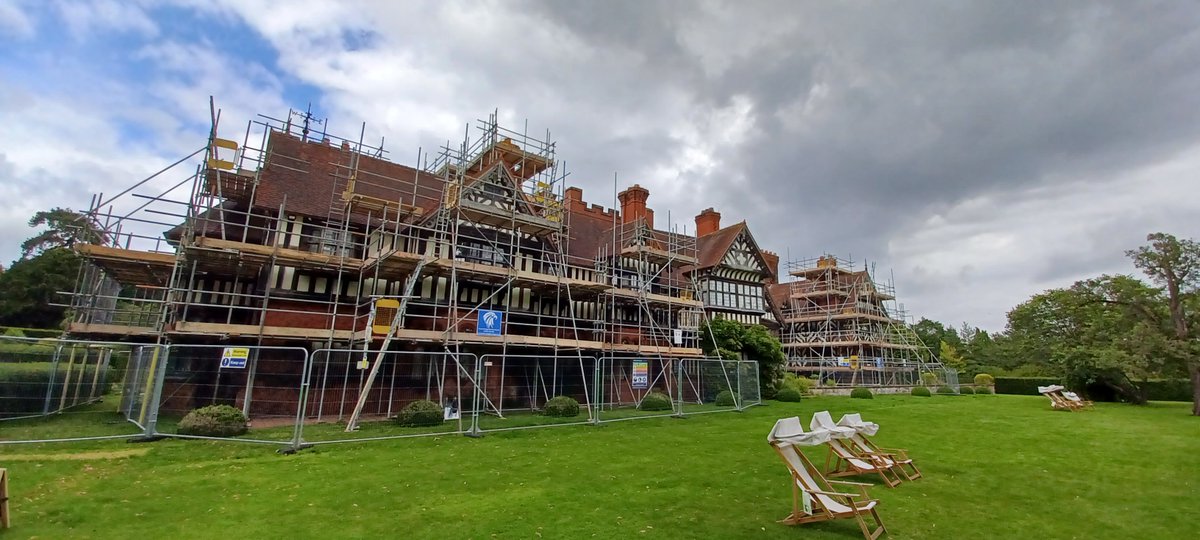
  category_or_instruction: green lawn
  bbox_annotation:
[1,394,1196,538]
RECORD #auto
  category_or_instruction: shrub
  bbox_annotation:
[822,378,837,387]
[974,373,995,386]
[921,372,940,387]
[780,373,813,395]
[959,386,975,395]
[639,391,673,411]
[910,386,932,397]
[177,405,247,437]
[936,385,956,395]
[775,387,803,402]
[994,377,1061,396]
[396,399,445,427]
[850,387,873,399]
[543,395,580,417]
[975,386,993,395]
[715,390,736,406]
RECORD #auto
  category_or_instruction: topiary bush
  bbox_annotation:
[639,391,673,411]
[177,404,248,437]
[396,399,445,427]
[936,385,956,395]
[975,386,993,395]
[543,395,580,417]
[921,372,940,387]
[959,386,975,395]
[775,387,803,402]
[715,389,736,406]
[850,387,873,399]
[910,386,932,397]
[974,373,995,387]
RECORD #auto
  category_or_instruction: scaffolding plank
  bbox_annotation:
[67,322,158,337]
[76,244,175,287]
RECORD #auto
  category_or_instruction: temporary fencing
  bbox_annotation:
[2,338,760,451]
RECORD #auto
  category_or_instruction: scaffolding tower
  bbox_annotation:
[778,255,942,387]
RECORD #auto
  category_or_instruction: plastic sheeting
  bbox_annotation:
[809,410,857,438]
[768,416,833,447]
[836,413,880,437]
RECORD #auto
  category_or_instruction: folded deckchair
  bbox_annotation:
[836,413,922,481]
[1062,391,1095,409]
[1038,385,1089,411]
[768,417,887,539]
[811,411,903,488]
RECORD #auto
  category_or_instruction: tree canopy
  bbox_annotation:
[21,207,106,258]
[699,318,786,399]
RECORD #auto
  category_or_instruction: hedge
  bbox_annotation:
[994,377,1061,396]
[396,399,445,427]
[543,395,580,417]
[0,362,111,417]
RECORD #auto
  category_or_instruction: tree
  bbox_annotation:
[1126,232,1200,415]
[911,318,962,361]
[21,207,106,258]
[699,318,786,400]
[938,341,965,369]
[0,248,81,328]
[1006,275,1182,404]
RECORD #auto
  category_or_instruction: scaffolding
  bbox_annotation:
[777,255,942,387]
[64,101,718,422]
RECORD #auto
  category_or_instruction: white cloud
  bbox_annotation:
[0,1,35,39]
[54,0,158,40]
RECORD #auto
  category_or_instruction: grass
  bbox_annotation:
[1,394,1197,538]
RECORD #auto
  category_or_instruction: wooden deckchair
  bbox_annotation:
[768,419,886,539]
[810,412,903,487]
[1039,385,1088,411]
[1062,391,1095,409]
[837,413,922,481]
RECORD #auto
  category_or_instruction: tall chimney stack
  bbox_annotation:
[617,184,650,225]
[695,208,721,237]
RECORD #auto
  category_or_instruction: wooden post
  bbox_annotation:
[1,468,9,529]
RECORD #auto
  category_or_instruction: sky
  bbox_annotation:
[1,0,1199,332]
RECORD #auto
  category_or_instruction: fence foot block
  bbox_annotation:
[278,443,314,455]
[126,435,168,444]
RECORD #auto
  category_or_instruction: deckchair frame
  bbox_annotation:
[1045,390,1090,411]
[771,443,886,540]
[825,438,903,488]
[846,433,922,481]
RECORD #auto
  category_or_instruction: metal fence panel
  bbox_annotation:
[0,335,155,445]
[295,349,474,445]
[472,354,598,434]
[149,344,310,446]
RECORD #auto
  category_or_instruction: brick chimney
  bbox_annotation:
[618,184,650,225]
[761,250,780,284]
[565,186,584,210]
[695,208,721,237]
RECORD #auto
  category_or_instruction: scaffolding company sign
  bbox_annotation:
[477,309,504,336]
[219,347,250,369]
[632,360,650,389]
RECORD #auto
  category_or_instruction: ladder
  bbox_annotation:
[344,256,428,431]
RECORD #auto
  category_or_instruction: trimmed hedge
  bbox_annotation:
[396,399,445,427]
[1143,380,1191,402]
[920,372,940,387]
[776,387,803,402]
[543,395,580,417]
[639,391,673,411]
[935,385,956,395]
[850,387,873,399]
[975,386,993,395]
[0,363,111,417]
[910,386,932,397]
[959,386,975,395]
[994,377,1061,396]
[177,405,247,437]
[715,390,736,406]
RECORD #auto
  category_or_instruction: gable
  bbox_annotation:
[720,230,770,276]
